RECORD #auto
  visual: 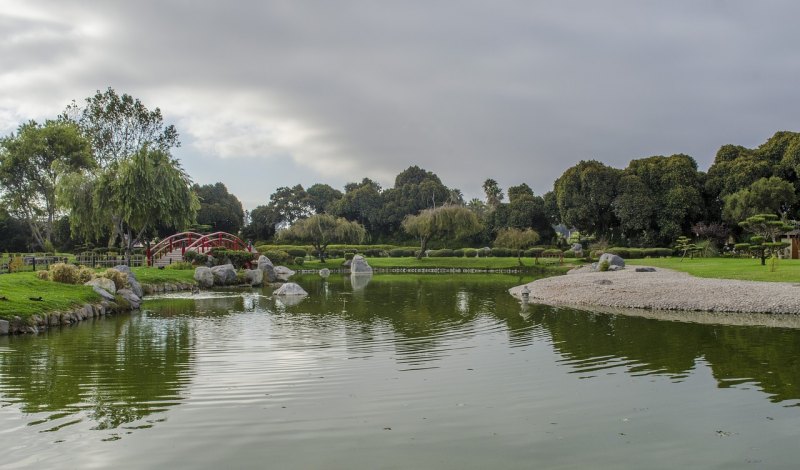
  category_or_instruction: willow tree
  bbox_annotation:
[59,148,199,261]
[494,227,540,265]
[277,213,367,262]
[402,205,482,259]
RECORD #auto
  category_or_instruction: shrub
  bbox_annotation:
[263,249,292,265]
[490,247,513,257]
[598,260,610,272]
[389,248,407,257]
[166,261,194,270]
[287,248,307,258]
[563,250,576,258]
[184,250,209,265]
[542,249,562,256]
[50,263,79,284]
[102,268,128,290]
[77,266,95,284]
[627,248,644,259]
[430,249,455,257]
[364,249,384,257]
[8,256,24,273]
[344,252,355,261]
[211,249,257,268]
[606,247,630,258]
[463,248,477,257]
[453,249,464,257]
[36,270,50,280]
[525,248,545,258]
[294,256,305,266]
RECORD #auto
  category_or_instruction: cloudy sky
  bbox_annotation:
[3,1,800,209]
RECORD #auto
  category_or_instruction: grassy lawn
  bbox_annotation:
[298,256,580,271]
[0,272,101,321]
[627,257,800,283]
[130,267,196,284]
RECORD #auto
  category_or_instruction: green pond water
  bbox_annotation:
[1,274,800,469]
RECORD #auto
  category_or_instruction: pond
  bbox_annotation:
[1,274,799,469]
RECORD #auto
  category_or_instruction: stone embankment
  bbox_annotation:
[509,265,800,315]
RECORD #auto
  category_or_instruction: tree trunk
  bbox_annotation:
[416,236,430,260]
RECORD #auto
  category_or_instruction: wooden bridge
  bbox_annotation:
[147,231,255,267]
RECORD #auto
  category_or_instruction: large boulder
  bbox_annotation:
[92,285,116,301]
[274,266,295,281]
[274,282,308,296]
[117,288,141,309]
[211,264,238,285]
[598,253,625,268]
[244,268,263,287]
[194,267,214,288]
[257,256,277,282]
[114,265,143,298]
[350,255,373,274]
[319,268,331,278]
[85,277,116,295]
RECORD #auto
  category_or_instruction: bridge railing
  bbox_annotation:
[147,231,255,266]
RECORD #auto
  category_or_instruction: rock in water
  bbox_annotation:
[194,267,214,288]
[117,288,141,309]
[244,268,263,286]
[319,268,331,278]
[114,265,143,297]
[211,264,238,285]
[274,266,296,281]
[598,253,625,268]
[350,255,373,274]
[274,282,308,296]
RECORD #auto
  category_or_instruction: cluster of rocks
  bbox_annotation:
[589,253,626,272]
[192,255,302,290]
[85,264,143,309]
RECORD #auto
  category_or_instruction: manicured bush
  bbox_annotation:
[525,248,545,258]
[184,250,210,265]
[294,256,305,266]
[287,248,307,258]
[542,249,563,256]
[463,248,477,257]
[389,248,407,257]
[344,252,355,261]
[262,249,291,265]
[627,248,644,259]
[490,247,513,257]
[211,249,257,268]
[429,249,455,257]
[563,250,576,258]
[49,263,79,284]
[452,249,464,257]
[606,247,630,258]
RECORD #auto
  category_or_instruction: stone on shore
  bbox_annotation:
[244,268,263,286]
[86,277,116,295]
[0,319,8,335]
[635,267,657,272]
[350,255,373,274]
[274,282,308,296]
[114,265,143,298]
[598,253,625,268]
[92,285,116,301]
[194,267,214,288]
[117,288,141,309]
[257,256,277,282]
[274,266,295,281]
[211,264,238,285]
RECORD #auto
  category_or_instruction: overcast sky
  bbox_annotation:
[3,1,800,209]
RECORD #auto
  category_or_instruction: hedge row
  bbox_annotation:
[590,247,674,259]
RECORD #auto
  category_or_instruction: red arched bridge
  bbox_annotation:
[147,232,256,267]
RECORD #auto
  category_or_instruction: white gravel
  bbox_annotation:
[509,266,800,314]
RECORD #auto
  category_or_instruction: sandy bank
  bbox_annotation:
[509,266,800,315]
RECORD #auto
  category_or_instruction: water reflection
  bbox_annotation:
[0,314,193,431]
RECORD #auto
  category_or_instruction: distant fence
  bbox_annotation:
[0,253,145,274]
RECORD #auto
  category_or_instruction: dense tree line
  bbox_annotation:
[2,87,798,253]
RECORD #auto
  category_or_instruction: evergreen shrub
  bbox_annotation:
[463,248,477,257]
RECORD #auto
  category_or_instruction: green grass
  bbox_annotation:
[130,267,196,284]
[0,272,101,321]
[627,257,800,282]
[297,256,579,271]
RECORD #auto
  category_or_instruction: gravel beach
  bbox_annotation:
[509,265,800,315]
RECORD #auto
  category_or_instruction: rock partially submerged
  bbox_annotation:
[211,264,238,285]
[244,268,263,286]
[257,255,276,282]
[114,265,143,298]
[274,266,295,281]
[117,288,141,309]
[274,282,307,296]
[350,255,373,274]
[319,268,331,278]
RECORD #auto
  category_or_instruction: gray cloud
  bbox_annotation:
[3,0,800,208]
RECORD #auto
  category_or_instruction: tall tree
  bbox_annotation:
[194,182,245,234]
[331,178,384,236]
[554,160,621,238]
[0,120,93,249]
[482,179,504,209]
[267,185,310,227]
[63,87,180,167]
[493,227,540,265]
[722,177,796,224]
[402,205,482,259]
[306,183,343,214]
[277,214,367,262]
